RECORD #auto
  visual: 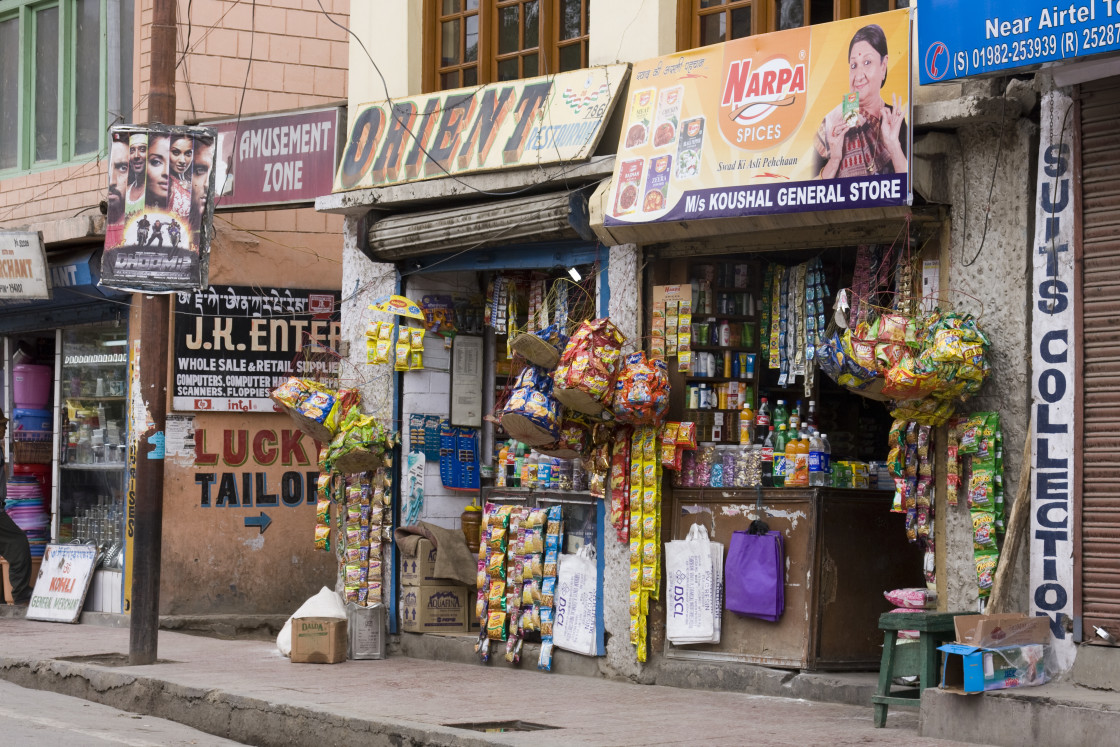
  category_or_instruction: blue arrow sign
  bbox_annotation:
[244,511,272,534]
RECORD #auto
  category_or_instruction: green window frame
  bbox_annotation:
[0,0,133,174]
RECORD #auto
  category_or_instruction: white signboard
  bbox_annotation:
[1030,88,1076,671]
[450,335,483,427]
[26,544,98,623]
[0,230,51,300]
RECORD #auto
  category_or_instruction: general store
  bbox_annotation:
[311,7,1045,676]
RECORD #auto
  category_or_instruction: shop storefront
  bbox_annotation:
[0,238,132,612]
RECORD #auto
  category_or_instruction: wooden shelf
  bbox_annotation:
[683,376,755,383]
[690,345,756,352]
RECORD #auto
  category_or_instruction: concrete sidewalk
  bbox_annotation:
[0,617,970,746]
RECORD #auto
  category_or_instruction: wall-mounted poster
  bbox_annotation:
[100,124,218,293]
[604,9,911,227]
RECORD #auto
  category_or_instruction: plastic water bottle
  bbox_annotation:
[820,433,832,485]
[809,431,825,486]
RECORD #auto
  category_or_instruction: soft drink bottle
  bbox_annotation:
[791,432,809,487]
[806,400,818,433]
[789,400,802,433]
[773,399,789,429]
[760,426,774,487]
[772,424,788,487]
[756,397,770,429]
[820,433,832,484]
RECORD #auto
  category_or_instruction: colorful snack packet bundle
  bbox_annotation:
[344,562,367,586]
[973,510,998,551]
[968,466,995,510]
[344,584,361,604]
[539,606,555,638]
[487,610,508,641]
[975,551,998,597]
[543,547,559,579]
[343,546,369,565]
[313,524,331,551]
[541,576,556,608]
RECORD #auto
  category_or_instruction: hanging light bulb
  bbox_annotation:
[568,266,582,282]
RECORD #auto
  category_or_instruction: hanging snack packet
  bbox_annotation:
[395,337,411,371]
[973,510,998,551]
[968,466,996,510]
[313,524,331,551]
[975,550,998,597]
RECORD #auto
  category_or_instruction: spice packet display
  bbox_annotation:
[628,426,661,663]
[610,426,633,543]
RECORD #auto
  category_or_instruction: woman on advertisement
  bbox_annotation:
[813,24,907,179]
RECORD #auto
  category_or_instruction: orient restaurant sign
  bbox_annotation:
[333,65,629,191]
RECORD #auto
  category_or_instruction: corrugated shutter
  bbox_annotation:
[1079,76,1120,637]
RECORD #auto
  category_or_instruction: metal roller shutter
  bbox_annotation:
[1079,76,1120,638]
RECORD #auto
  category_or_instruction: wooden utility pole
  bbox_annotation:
[129,0,176,666]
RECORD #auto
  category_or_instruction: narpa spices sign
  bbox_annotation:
[173,285,341,413]
[604,9,911,226]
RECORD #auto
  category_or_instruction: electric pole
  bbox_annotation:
[129,0,175,666]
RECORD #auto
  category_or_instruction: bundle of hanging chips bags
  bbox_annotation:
[270,377,358,442]
[325,407,398,474]
[553,318,626,416]
[612,351,671,426]
[501,365,563,446]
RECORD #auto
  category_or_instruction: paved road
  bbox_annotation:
[0,680,243,746]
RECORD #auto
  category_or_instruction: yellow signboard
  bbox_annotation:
[334,65,629,192]
[604,10,911,226]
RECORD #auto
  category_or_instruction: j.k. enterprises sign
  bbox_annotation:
[919,0,1120,84]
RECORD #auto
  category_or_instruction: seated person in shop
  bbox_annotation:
[0,411,32,604]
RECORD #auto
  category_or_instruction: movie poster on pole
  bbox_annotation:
[100,124,217,293]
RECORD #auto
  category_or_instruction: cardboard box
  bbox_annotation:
[954,613,1051,648]
[939,643,1049,694]
[401,584,468,633]
[400,538,440,585]
[291,617,348,664]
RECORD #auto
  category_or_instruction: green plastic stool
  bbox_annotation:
[871,610,961,728]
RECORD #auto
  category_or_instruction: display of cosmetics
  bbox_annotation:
[676,444,762,489]
[5,476,48,558]
[692,320,757,351]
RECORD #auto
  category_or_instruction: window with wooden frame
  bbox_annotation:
[425,0,590,92]
[0,0,134,174]
[676,0,907,50]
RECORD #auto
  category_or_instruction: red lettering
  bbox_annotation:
[457,87,515,169]
[404,98,440,180]
[425,95,477,177]
[252,430,278,465]
[281,429,311,466]
[721,59,753,106]
[789,65,806,94]
[503,81,552,164]
[776,68,792,91]
[223,429,249,467]
[195,428,218,466]
[761,69,777,96]
[745,72,761,98]
[370,102,416,185]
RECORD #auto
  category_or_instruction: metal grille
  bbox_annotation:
[1079,76,1120,637]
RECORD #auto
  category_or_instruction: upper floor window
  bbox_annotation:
[0,0,133,173]
[678,0,907,49]
[425,0,589,92]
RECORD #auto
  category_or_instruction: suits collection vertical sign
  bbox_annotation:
[1031,88,1075,671]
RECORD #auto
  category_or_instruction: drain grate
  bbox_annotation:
[445,720,558,733]
[56,653,179,667]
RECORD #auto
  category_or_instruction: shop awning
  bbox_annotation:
[364,188,597,262]
[0,246,130,334]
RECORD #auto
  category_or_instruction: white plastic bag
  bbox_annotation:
[666,524,722,645]
[553,546,598,656]
[277,586,348,657]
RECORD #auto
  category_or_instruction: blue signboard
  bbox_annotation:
[918,1,1120,84]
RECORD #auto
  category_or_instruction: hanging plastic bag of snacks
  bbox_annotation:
[612,351,671,426]
[553,318,626,416]
[501,365,563,446]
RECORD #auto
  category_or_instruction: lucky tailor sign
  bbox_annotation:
[604,9,911,227]
[101,124,217,293]
[334,65,628,192]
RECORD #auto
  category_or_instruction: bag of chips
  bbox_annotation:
[553,318,626,415]
[612,351,671,425]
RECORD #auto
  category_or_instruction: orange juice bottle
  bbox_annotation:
[784,435,800,488]
[792,432,810,487]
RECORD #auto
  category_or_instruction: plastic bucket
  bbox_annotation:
[12,408,52,440]
[13,462,50,496]
[12,364,51,408]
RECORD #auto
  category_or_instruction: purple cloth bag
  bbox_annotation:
[724,527,785,622]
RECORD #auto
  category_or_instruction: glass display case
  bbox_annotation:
[56,325,128,573]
